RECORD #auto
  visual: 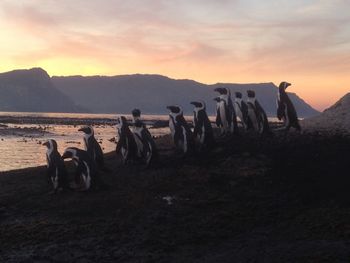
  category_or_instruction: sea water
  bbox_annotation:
[0,111,281,172]
[0,112,169,172]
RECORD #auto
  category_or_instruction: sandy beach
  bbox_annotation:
[1,129,350,262]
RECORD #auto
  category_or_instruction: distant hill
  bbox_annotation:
[0,68,83,113]
[52,74,319,117]
[302,93,350,131]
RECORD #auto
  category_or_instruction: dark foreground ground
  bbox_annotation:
[1,130,350,262]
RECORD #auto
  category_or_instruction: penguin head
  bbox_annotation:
[279,82,291,91]
[62,147,78,159]
[131,109,141,118]
[78,126,94,135]
[166,105,182,114]
[213,97,221,103]
[214,87,229,95]
[235,92,242,99]
[131,109,141,123]
[43,139,58,151]
[247,90,256,98]
[190,101,206,110]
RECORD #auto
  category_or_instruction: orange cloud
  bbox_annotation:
[1,0,350,111]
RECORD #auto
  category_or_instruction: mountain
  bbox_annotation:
[0,67,318,116]
[0,68,83,113]
[52,74,319,117]
[302,93,350,131]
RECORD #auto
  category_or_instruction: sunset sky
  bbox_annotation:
[1,0,350,111]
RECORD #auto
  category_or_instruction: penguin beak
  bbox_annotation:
[78,127,84,132]
[43,141,49,147]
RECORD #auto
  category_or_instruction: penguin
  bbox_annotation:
[43,139,69,193]
[214,87,238,134]
[62,147,98,191]
[277,82,301,131]
[246,90,270,134]
[234,92,249,130]
[78,126,104,169]
[190,101,215,148]
[166,105,195,154]
[115,116,138,164]
[131,109,158,166]
[214,97,228,135]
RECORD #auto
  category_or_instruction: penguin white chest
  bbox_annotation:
[169,117,176,139]
[235,102,243,122]
[46,148,53,168]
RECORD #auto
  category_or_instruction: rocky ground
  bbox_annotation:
[1,130,350,262]
[302,93,350,133]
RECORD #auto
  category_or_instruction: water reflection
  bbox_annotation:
[0,119,169,172]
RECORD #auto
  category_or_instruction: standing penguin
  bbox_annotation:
[131,109,158,166]
[214,97,228,135]
[43,139,69,193]
[234,92,249,130]
[116,116,138,164]
[190,101,215,149]
[214,87,238,134]
[277,82,301,131]
[166,105,195,154]
[62,147,98,191]
[246,90,270,134]
[78,126,104,169]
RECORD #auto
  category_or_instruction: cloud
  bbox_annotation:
[1,0,350,110]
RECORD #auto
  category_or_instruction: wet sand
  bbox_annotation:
[1,130,350,262]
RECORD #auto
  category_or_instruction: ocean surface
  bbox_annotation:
[0,111,282,172]
[0,112,170,172]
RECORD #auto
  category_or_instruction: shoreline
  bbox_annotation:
[1,131,350,261]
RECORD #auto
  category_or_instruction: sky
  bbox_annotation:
[0,0,350,111]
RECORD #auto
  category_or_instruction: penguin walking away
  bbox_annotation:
[246,90,270,135]
[43,139,69,193]
[62,147,100,191]
[78,126,105,170]
[234,92,249,130]
[116,116,138,164]
[190,101,215,149]
[131,109,158,166]
[167,105,195,154]
[214,87,238,134]
[277,82,301,131]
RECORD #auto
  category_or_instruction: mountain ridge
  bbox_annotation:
[52,74,319,117]
[0,68,84,113]
[0,68,319,117]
